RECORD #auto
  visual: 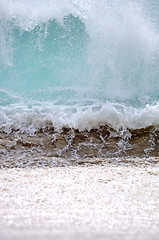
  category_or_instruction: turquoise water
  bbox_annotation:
[1,0,159,133]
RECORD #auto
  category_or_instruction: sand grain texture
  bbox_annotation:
[0,165,159,240]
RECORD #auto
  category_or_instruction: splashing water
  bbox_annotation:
[1,0,159,159]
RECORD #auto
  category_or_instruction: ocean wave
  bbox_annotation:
[1,0,159,158]
[1,1,159,103]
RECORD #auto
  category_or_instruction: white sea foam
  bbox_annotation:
[1,102,159,134]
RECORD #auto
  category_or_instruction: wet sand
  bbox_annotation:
[0,164,159,240]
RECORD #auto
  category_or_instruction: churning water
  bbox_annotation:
[1,0,159,162]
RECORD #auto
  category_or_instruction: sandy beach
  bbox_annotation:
[0,163,159,240]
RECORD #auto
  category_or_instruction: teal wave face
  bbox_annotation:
[1,1,159,108]
[0,15,89,104]
[1,0,159,133]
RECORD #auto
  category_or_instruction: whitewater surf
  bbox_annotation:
[1,0,159,163]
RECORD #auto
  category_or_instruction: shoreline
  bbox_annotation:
[1,164,159,240]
